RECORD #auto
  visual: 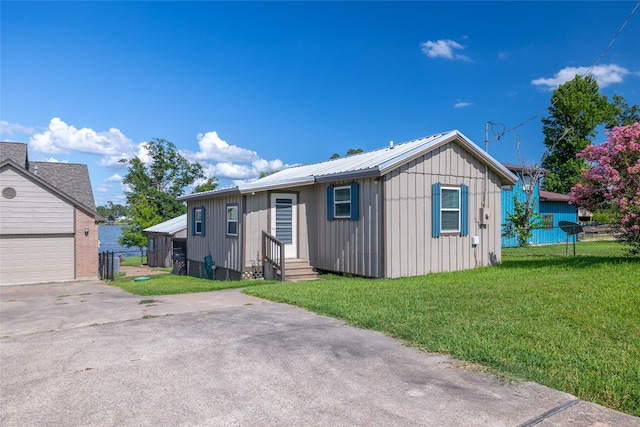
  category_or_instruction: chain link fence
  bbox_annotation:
[502,223,631,258]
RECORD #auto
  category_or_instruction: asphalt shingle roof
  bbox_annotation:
[0,141,98,214]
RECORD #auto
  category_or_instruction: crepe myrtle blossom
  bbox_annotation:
[569,122,640,255]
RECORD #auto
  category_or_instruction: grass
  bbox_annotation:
[110,272,277,295]
[120,256,146,267]
[503,239,628,258]
[243,255,640,417]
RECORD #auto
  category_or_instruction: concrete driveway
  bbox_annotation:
[1,281,638,427]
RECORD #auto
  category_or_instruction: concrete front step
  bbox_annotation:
[284,259,318,282]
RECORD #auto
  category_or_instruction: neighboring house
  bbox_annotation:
[0,142,102,285]
[144,214,187,268]
[501,164,578,247]
[177,130,517,281]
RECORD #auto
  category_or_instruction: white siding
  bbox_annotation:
[0,168,74,235]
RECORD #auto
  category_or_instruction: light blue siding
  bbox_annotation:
[501,178,577,247]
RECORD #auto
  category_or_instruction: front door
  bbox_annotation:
[270,193,297,258]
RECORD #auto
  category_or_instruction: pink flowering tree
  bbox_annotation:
[569,122,640,255]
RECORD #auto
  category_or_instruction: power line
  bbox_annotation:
[494,0,640,139]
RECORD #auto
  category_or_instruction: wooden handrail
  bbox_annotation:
[262,231,285,282]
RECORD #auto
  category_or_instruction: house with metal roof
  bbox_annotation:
[1,141,103,285]
[143,214,187,268]
[177,130,517,281]
[500,164,578,247]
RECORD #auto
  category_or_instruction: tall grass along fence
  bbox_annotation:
[502,224,627,257]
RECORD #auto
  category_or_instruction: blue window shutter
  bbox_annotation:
[461,184,469,236]
[201,206,205,236]
[327,185,334,221]
[350,182,359,221]
[432,182,441,237]
[191,207,196,235]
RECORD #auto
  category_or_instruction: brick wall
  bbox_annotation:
[75,209,99,279]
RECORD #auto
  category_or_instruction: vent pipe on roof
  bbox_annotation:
[389,140,394,149]
[34,165,39,175]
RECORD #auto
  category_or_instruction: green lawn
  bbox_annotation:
[111,272,277,295]
[108,242,640,416]
[243,255,640,417]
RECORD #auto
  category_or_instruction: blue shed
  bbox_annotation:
[501,164,578,247]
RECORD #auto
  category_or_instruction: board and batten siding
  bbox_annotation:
[309,178,384,278]
[186,195,243,273]
[243,189,311,266]
[383,142,502,278]
[0,168,74,234]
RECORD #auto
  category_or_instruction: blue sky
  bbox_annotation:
[2,1,639,207]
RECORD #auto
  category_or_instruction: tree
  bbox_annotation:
[120,138,206,222]
[541,75,640,194]
[329,148,363,159]
[97,202,129,222]
[118,195,161,256]
[502,196,543,247]
[502,138,546,247]
[569,122,640,255]
[119,138,210,250]
[194,177,218,193]
[541,75,611,194]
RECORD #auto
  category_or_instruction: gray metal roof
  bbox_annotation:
[178,130,517,201]
[144,214,187,234]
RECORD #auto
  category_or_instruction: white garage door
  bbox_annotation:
[0,235,75,285]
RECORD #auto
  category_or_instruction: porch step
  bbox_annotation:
[284,259,319,282]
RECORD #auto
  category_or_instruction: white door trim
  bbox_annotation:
[270,193,297,259]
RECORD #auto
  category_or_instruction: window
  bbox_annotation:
[542,214,554,230]
[441,187,461,232]
[192,206,205,235]
[327,183,359,221]
[334,186,352,218]
[432,182,469,237]
[227,205,238,236]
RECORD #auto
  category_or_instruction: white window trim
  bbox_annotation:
[333,185,351,219]
[226,205,238,236]
[441,186,461,233]
[194,207,204,235]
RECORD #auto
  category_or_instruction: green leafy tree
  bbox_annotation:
[97,202,129,222]
[541,75,611,194]
[118,195,161,256]
[120,138,207,222]
[541,75,640,194]
[502,196,543,247]
[329,148,363,159]
[194,177,218,193]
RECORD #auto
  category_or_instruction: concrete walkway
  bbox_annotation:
[1,281,638,426]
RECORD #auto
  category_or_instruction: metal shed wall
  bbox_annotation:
[383,142,502,278]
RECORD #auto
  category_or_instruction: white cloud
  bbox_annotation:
[531,64,631,90]
[43,157,69,163]
[454,101,473,108]
[498,52,509,60]
[0,121,37,138]
[105,173,123,182]
[190,131,258,162]
[29,117,137,157]
[420,39,471,62]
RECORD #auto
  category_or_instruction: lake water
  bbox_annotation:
[98,224,147,257]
